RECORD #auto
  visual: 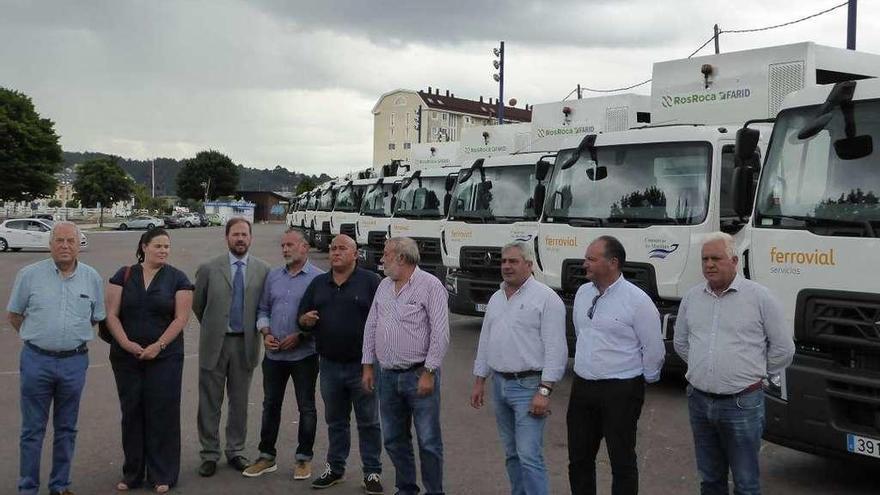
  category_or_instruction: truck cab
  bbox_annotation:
[329,171,371,240]
[734,77,880,463]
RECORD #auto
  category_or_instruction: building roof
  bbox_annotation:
[416,90,531,122]
[235,190,289,201]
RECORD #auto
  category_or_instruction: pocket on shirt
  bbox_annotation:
[70,297,94,320]
[512,303,542,334]
[399,303,423,325]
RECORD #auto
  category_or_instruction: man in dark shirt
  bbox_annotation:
[299,234,383,494]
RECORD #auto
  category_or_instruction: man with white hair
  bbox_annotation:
[6,221,105,495]
[469,241,566,495]
[362,237,450,495]
[674,232,794,495]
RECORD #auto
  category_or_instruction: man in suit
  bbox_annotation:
[194,218,271,477]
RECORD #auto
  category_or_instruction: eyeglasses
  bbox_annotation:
[587,293,600,319]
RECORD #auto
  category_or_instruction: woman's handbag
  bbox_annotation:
[97,265,132,344]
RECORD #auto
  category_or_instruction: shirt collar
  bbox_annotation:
[500,275,534,298]
[283,260,312,277]
[51,259,80,279]
[229,252,249,266]
[703,274,742,296]
[603,273,625,295]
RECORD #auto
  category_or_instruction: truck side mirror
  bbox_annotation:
[732,166,756,218]
[535,159,552,181]
[443,193,452,216]
[445,174,457,191]
[735,127,760,165]
[533,183,546,217]
[586,166,607,181]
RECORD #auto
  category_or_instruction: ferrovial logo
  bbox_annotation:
[544,236,578,247]
[660,88,752,108]
[449,229,473,240]
[769,247,836,275]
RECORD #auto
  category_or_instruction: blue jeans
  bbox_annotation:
[377,367,444,495]
[19,345,88,495]
[319,359,382,475]
[492,374,548,495]
[687,385,765,495]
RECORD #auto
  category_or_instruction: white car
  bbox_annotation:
[177,213,201,228]
[0,218,89,252]
[118,216,165,230]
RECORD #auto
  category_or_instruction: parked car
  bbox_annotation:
[177,213,200,228]
[162,215,182,229]
[197,213,209,227]
[0,218,88,252]
[206,213,222,226]
[117,216,165,230]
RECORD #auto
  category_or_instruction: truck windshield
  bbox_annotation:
[394,175,449,219]
[317,189,335,211]
[449,164,540,223]
[334,185,365,212]
[544,142,711,226]
[361,183,395,217]
[756,99,880,237]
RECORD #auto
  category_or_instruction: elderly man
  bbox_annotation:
[298,234,383,493]
[674,232,794,495]
[194,218,271,477]
[568,235,665,495]
[243,229,322,480]
[7,221,105,495]
[362,237,450,495]
[470,241,567,495]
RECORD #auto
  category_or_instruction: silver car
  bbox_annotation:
[118,215,165,230]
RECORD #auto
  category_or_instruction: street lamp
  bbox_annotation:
[492,41,505,124]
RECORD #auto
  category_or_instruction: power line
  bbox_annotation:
[721,1,848,34]
[570,0,850,97]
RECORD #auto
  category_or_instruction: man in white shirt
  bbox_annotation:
[470,241,567,495]
[568,235,664,495]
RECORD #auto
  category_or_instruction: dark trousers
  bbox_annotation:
[567,375,645,495]
[111,354,184,488]
[258,354,319,461]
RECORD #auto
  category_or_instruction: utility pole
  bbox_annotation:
[847,0,857,50]
[493,41,505,124]
[151,159,156,198]
[714,24,721,54]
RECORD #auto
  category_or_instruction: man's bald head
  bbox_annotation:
[329,234,358,273]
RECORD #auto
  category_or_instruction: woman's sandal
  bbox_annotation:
[155,484,170,494]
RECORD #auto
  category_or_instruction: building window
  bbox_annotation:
[393,96,407,106]
[388,143,396,150]
[441,113,447,122]
[432,111,437,119]
[404,142,411,149]
[390,112,396,127]
[449,114,457,127]
[465,116,471,124]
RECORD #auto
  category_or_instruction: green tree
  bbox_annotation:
[0,88,63,201]
[65,199,79,208]
[177,150,239,201]
[47,199,62,208]
[295,177,317,195]
[73,157,134,227]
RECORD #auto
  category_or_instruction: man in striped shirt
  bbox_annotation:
[362,237,450,495]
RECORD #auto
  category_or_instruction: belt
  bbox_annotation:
[385,362,425,373]
[26,341,88,358]
[496,369,542,380]
[694,380,763,400]
[225,332,245,337]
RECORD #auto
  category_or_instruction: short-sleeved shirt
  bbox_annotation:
[298,267,381,363]
[7,258,106,351]
[109,263,194,359]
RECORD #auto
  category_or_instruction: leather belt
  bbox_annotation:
[694,380,763,400]
[496,369,542,380]
[26,341,88,358]
[385,362,425,373]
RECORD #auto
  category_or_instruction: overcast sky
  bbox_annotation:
[2,0,878,176]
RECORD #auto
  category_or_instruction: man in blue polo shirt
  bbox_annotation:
[298,234,383,494]
[7,221,106,495]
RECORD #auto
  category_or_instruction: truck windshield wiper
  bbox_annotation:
[760,213,879,237]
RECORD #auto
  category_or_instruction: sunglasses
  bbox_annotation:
[587,293,600,319]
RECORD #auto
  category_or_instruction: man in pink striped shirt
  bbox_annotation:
[362,237,449,495]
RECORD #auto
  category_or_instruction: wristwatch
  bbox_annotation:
[538,385,552,397]
[158,339,167,351]
[423,366,437,375]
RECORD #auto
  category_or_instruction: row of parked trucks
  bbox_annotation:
[287,42,880,464]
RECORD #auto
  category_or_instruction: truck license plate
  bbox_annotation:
[847,433,880,459]
[476,304,487,313]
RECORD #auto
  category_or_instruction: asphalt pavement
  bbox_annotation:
[0,224,874,494]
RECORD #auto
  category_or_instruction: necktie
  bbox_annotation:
[230,261,244,332]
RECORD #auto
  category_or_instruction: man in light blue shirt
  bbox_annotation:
[244,229,322,480]
[6,221,105,495]
[568,235,664,495]
[470,241,567,495]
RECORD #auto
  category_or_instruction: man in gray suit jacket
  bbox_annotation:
[193,218,271,477]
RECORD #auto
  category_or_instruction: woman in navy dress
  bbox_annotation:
[104,228,193,493]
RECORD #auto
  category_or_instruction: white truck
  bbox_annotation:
[443,94,650,316]
[306,181,335,250]
[388,128,531,279]
[328,169,373,241]
[535,42,880,357]
[732,76,880,463]
[356,169,403,274]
